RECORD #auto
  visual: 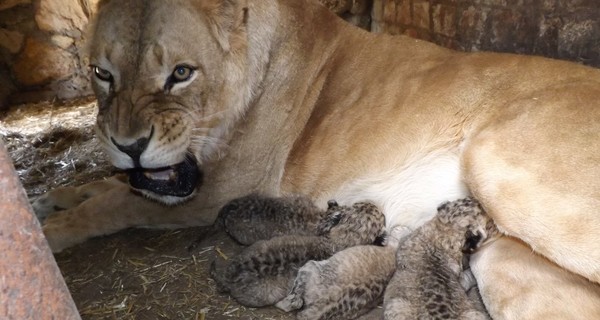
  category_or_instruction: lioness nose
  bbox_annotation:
[111,129,153,167]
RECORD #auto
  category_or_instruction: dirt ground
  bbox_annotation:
[0,99,294,320]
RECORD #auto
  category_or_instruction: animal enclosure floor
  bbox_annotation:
[0,99,294,320]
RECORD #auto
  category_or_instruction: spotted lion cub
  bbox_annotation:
[384,197,498,320]
[276,226,409,320]
[211,196,386,307]
[215,194,329,245]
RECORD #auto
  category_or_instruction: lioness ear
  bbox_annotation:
[201,0,249,52]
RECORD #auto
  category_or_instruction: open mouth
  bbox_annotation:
[127,155,202,198]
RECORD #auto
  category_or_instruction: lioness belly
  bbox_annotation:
[284,151,468,231]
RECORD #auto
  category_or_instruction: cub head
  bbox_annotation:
[88,0,250,204]
[436,197,499,253]
[318,201,386,248]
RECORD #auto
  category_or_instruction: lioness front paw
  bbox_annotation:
[42,210,91,253]
[32,189,85,223]
[32,176,126,223]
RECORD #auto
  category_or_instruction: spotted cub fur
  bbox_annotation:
[216,194,327,245]
[384,197,497,320]
[211,196,386,307]
[276,226,410,320]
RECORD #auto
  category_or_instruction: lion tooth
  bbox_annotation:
[144,169,174,181]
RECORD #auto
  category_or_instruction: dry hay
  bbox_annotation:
[0,99,293,320]
[0,97,113,197]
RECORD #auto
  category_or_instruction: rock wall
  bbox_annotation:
[372,0,600,66]
[0,0,99,109]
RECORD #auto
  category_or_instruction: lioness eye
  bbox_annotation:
[92,66,113,82]
[171,65,194,82]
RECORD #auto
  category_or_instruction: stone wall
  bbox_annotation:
[0,0,99,109]
[372,0,600,66]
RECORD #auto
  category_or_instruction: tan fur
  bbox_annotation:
[471,237,600,319]
[36,0,600,317]
[32,175,126,222]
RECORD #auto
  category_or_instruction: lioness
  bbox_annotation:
[35,0,600,318]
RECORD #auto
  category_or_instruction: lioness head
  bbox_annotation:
[88,0,251,204]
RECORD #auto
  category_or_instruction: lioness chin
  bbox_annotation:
[35,0,600,318]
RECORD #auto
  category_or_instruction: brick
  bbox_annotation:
[559,0,598,12]
[319,0,352,14]
[383,0,397,24]
[541,0,558,12]
[479,0,508,5]
[396,0,411,26]
[484,8,538,54]
[372,0,384,22]
[558,17,600,65]
[457,5,489,51]
[350,0,370,15]
[433,4,457,37]
[413,1,430,30]
[533,15,560,57]
[387,24,401,35]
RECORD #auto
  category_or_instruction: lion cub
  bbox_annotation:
[384,197,497,320]
[216,194,329,245]
[211,195,386,307]
[276,226,409,320]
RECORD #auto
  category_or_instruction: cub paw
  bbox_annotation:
[275,292,304,312]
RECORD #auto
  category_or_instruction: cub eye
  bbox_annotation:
[91,66,113,82]
[171,65,194,82]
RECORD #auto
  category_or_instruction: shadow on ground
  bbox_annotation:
[1,99,294,320]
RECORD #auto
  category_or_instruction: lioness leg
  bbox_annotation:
[41,184,216,252]
[32,175,126,222]
[471,237,600,319]
[463,85,600,283]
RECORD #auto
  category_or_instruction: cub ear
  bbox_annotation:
[317,211,343,235]
[201,0,249,52]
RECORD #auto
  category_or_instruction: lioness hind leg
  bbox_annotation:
[32,175,126,222]
[471,237,600,319]
[462,86,600,283]
[462,87,600,317]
